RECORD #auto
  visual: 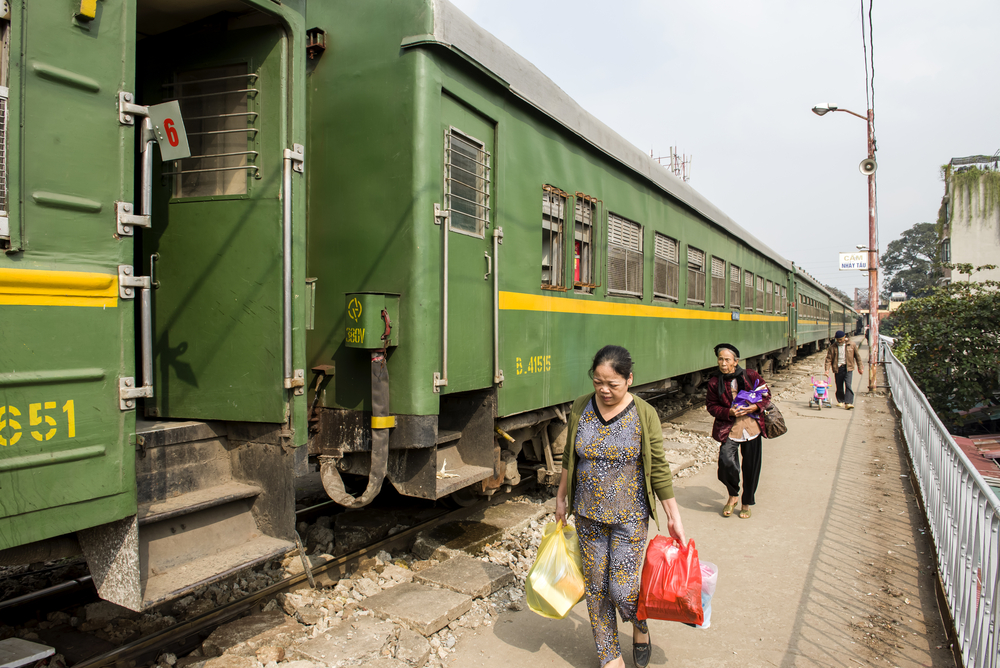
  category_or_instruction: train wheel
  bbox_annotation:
[447,486,480,508]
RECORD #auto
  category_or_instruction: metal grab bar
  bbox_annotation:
[282,145,305,391]
[493,227,504,385]
[185,128,259,137]
[166,88,258,101]
[433,204,449,392]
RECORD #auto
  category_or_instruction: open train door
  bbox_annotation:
[139,17,295,424]
[0,0,143,608]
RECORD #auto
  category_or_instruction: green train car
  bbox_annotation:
[0,0,856,610]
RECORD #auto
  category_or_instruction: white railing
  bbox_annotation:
[880,336,1000,667]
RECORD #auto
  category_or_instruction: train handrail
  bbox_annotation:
[879,335,1000,667]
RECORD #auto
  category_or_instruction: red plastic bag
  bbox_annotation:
[636,535,704,625]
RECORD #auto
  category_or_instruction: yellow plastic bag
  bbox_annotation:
[525,520,586,619]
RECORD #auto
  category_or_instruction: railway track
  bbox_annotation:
[56,481,537,668]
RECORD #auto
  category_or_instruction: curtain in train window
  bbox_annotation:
[607,213,643,297]
[730,265,741,309]
[755,276,765,312]
[542,186,567,289]
[170,64,256,198]
[653,233,679,302]
[710,257,726,307]
[445,128,491,236]
[765,279,773,313]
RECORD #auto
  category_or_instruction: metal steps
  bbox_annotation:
[127,419,295,609]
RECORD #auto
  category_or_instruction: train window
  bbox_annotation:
[574,194,598,293]
[653,233,679,302]
[730,265,741,309]
[541,186,568,290]
[776,284,784,314]
[607,213,643,297]
[710,257,726,308]
[169,64,257,198]
[744,272,754,312]
[686,247,706,305]
[782,286,788,314]
[755,276,765,312]
[445,128,491,236]
[765,280,773,313]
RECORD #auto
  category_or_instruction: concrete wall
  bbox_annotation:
[946,177,1000,283]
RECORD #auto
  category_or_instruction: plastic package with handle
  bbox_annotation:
[636,535,704,625]
[525,520,586,619]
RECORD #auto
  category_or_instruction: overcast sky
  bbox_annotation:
[446,0,1000,299]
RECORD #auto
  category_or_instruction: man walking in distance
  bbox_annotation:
[825,331,864,409]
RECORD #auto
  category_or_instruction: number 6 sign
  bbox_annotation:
[147,100,191,161]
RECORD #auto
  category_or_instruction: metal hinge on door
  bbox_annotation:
[118,265,154,410]
[115,202,151,237]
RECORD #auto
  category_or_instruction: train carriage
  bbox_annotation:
[1,0,857,611]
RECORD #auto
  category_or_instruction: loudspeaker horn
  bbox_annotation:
[859,158,877,175]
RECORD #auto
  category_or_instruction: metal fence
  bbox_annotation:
[880,336,1000,667]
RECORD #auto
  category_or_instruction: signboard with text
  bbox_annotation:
[839,252,869,271]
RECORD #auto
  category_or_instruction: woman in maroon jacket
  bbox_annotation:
[705,343,770,519]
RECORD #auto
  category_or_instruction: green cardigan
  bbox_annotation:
[561,393,675,530]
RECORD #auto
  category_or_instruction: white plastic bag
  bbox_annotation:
[696,561,718,629]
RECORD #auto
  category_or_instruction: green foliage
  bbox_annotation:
[823,283,853,307]
[951,167,1000,223]
[890,277,1000,423]
[881,222,942,300]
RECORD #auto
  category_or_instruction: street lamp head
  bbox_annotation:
[856,245,869,250]
[811,103,838,116]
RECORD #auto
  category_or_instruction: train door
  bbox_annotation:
[139,23,290,422]
[438,95,494,393]
[0,1,137,550]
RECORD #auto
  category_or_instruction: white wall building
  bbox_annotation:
[940,154,1000,285]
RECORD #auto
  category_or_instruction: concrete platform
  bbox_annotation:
[361,582,473,636]
[412,555,514,598]
[445,345,956,668]
[290,615,396,665]
[201,611,306,659]
[412,501,547,561]
[0,639,54,668]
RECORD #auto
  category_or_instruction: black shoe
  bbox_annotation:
[633,633,651,668]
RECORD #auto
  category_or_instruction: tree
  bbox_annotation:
[823,284,853,307]
[880,222,941,300]
[891,277,1000,425]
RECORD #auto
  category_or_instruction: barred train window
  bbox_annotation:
[744,272,754,312]
[765,279,773,313]
[653,233,679,302]
[687,247,706,305]
[445,128,491,236]
[169,64,257,198]
[541,186,567,289]
[607,213,643,297]
[755,276,765,312]
[574,194,597,293]
[730,265,741,309]
[710,257,726,308]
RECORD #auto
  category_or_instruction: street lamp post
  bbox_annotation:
[811,103,878,392]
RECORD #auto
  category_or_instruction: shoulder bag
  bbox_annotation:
[762,401,787,439]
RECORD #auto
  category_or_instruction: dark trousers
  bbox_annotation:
[718,435,762,505]
[835,365,854,404]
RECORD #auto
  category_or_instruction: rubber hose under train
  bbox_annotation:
[320,350,390,508]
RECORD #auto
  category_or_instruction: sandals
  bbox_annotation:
[633,631,651,668]
[739,507,752,519]
[722,503,735,517]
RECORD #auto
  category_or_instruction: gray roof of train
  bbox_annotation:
[403,0,793,272]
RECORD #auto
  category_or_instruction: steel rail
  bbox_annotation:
[72,482,534,668]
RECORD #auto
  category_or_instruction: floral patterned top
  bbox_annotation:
[572,397,648,524]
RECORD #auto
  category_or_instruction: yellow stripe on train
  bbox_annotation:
[499,291,787,322]
[0,268,118,307]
